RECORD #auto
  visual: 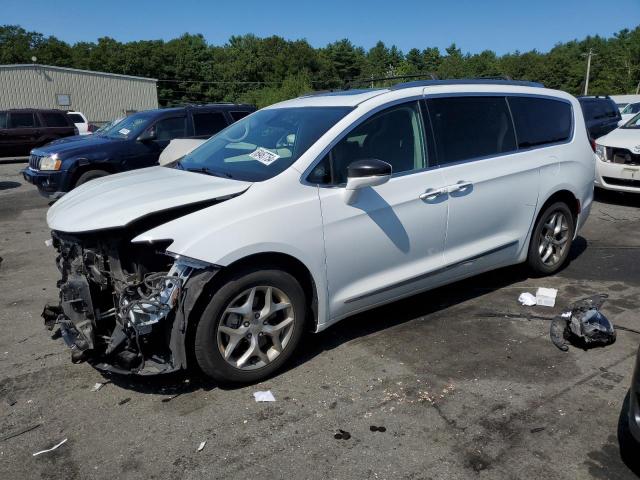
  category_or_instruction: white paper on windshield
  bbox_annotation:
[118,128,131,135]
[250,147,280,166]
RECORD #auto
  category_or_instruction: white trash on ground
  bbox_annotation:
[518,288,558,307]
[91,382,105,392]
[197,441,206,452]
[518,292,537,306]
[253,390,276,402]
[32,438,67,456]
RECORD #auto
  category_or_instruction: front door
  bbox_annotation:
[315,100,449,321]
[123,116,188,170]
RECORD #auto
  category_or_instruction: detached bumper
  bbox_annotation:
[595,161,640,193]
[629,346,640,442]
[21,168,68,199]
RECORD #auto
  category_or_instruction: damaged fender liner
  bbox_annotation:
[44,198,231,376]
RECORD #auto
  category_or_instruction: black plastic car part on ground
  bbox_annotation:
[21,103,255,198]
[577,96,622,140]
[0,108,77,157]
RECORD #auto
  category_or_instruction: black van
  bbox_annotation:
[577,96,622,140]
[0,109,77,157]
[22,103,255,198]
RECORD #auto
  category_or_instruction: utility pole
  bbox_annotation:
[582,49,597,95]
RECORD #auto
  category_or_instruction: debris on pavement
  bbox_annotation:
[253,390,276,402]
[0,423,41,442]
[334,429,351,440]
[44,239,53,247]
[530,427,546,433]
[91,382,106,392]
[32,438,67,456]
[550,294,616,351]
[118,397,131,406]
[518,292,537,306]
[518,288,557,307]
[535,287,558,307]
[369,425,387,432]
[197,441,206,452]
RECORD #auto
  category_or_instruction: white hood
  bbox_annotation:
[47,166,251,233]
[597,127,640,151]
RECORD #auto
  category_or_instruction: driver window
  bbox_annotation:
[154,116,187,141]
[310,101,427,185]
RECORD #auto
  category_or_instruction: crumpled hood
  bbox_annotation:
[597,127,640,151]
[47,166,251,233]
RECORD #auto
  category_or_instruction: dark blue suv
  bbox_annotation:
[22,103,255,198]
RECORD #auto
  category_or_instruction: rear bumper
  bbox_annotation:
[595,160,640,193]
[629,346,640,442]
[21,167,68,199]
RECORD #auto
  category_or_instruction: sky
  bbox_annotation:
[2,0,640,55]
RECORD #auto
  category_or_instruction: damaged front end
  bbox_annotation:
[44,229,218,375]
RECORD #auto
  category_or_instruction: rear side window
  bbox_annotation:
[9,112,36,128]
[0,112,6,129]
[582,100,619,120]
[192,111,227,137]
[67,113,85,123]
[508,97,572,148]
[427,96,516,165]
[43,112,70,127]
[230,111,251,121]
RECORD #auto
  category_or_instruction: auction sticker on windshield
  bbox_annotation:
[250,147,280,166]
[118,128,131,135]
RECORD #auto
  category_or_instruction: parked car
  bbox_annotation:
[594,113,640,193]
[577,95,622,140]
[620,345,640,467]
[44,80,594,383]
[46,117,126,147]
[22,104,255,198]
[0,108,77,157]
[67,111,90,135]
[618,101,640,126]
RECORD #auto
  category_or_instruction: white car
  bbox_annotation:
[45,80,594,383]
[66,111,90,135]
[595,113,640,193]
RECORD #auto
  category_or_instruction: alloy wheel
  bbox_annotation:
[538,211,570,266]
[216,286,295,370]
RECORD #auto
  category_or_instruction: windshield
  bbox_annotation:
[622,103,640,115]
[177,106,352,182]
[106,112,154,139]
[621,112,640,129]
[95,117,124,136]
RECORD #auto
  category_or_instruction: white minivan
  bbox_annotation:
[45,80,594,383]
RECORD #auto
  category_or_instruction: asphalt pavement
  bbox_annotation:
[1,162,639,479]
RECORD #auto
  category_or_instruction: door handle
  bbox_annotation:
[419,187,447,201]
[448,180,473,193]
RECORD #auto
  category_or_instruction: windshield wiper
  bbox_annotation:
[186,167,234,179]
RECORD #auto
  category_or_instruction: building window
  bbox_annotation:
[56,94,71,107]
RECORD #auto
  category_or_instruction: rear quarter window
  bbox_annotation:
[43,112,71,127]
[192,111,228,136]
[67,113,85,123]
[508,97,572,148]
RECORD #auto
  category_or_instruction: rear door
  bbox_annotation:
[41,111,74,142]
[7,112,40,155]
[425,94,539,277]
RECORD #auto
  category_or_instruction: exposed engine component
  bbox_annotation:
[45,227,217,375]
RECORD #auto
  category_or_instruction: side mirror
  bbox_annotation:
[137,128,156,142]
[343,159,392,204]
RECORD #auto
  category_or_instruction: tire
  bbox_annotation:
[74,169,109,188]
[194,268,306,384]
[527,201,575,275]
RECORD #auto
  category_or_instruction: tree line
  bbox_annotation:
[1,24,639,108]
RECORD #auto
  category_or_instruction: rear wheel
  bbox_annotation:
[74,169,109,188]
[527,202,575,275]
[194,268,306,384]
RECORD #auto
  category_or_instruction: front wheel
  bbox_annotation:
[527,202,575,275]
[74,169,109,188]
[194,268,306,384]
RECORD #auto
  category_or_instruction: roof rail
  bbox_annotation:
[576,95,611,99]
[390,78,544,90]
